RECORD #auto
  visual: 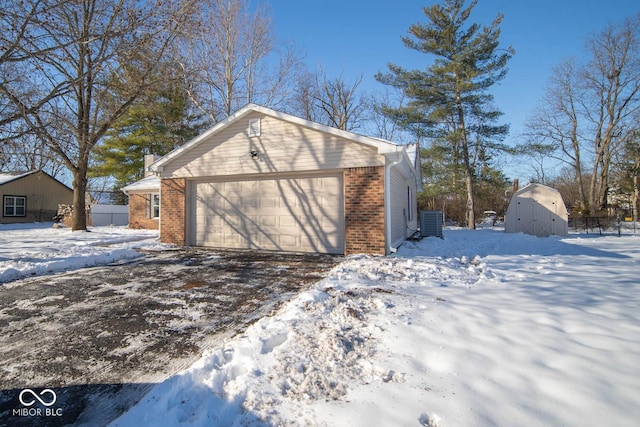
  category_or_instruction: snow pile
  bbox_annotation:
[112,228,640,427]
[0,223,160,284]
[109,284,384,426]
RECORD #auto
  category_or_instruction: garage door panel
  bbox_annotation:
[260,216,277,227]
[278,234,297,248]
[280,196,298,209]
[193,176,343,253]
[242,198,259,209]
[223,232,239,245]
[319,220,340,232]
[279,216,298,228]
[198,215,222,227]
[261,197,278,208]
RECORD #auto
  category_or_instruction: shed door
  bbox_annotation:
[516,199,555,237]
[193,175,344,254]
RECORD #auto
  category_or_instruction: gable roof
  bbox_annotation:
[150,104,401,173]
[0,171,38,186]
[0,170,72,191]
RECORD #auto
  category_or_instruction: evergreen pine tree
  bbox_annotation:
[91,66,203,202]
[376,0,513,228]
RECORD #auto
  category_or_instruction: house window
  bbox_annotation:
[407,187,413,221]
[248,118,261,137]
[151,193,160,219]
[4,195,26,217]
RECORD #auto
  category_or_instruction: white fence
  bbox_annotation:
[90,204,128,226]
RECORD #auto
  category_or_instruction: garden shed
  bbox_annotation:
[505,183,568,237]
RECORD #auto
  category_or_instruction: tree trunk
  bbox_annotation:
[456,92,475,229]
[589,131,605,212]
[71,169,88,231]
[574,162,587,213]
[634,152,640,222]
[570,123,588,213]
[634,174,639,222]
[464,167,475,229]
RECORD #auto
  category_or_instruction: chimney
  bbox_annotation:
[144,154,159,177]
[512,178,519,193]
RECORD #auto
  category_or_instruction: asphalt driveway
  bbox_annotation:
[0,249,339,426]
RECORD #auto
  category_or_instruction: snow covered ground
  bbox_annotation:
[1,223,638,426]
[0,222,161,284]
[101,226,640,427]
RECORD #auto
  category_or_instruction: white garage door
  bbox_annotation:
[193,175,344,254]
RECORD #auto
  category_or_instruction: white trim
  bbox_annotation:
[248,118,261,137]
[3,195,26,217]
[384,152,404,255]
[150,193,160,219]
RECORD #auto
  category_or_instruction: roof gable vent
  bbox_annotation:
[248,118,261,137]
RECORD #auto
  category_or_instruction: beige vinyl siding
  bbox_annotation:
[162,113,384,178]
[388,167,408,249]
[0,172,73,224]
[388,164,418,250]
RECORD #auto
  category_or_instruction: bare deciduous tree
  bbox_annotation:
[0,0,71,131]
[0,132,67,177]
[313,71,366,132]
[524,13,640,214]
[583,16,640,210]
[365,89,409,142]
[178,0,302,124]
[0,0,195,230]
[288,71,324,122]
[525,59,589,211]
[286,69,367,132]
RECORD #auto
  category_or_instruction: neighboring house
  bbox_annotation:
[0,170,73,224]
[128,104,422,255]
[122,171,161,230]
[505,183,569,237]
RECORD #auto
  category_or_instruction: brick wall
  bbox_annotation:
[128,193,159,230]
[344,166,386,255]
[160,178,186,245]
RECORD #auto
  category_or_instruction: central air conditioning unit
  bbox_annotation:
[420,210,443,239]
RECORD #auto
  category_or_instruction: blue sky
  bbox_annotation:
[267,0,639,178]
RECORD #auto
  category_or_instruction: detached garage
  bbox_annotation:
[148,104,422,255]
[505,183,568,237]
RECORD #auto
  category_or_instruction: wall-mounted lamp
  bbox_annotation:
[250,150,259,159]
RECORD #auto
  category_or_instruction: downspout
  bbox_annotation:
[384,151,404,254]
